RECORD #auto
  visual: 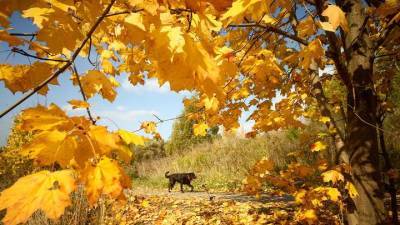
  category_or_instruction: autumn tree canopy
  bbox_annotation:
[0,0,399,224]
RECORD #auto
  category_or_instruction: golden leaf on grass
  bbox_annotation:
[296,209,317,223]
[252,157,274,174]
[311,141,327,152]
[193,123,209,136]
[0,170,76,225]
[68,99,90,109]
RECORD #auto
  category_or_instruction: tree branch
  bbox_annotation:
[310,72,347,164]
[9,33,37,37]
[72,64,96,124]
[105,8,143,17]
[314,0,352,90]
[11,47,69,63]
[228,23,309,46]
[0,0,117,119]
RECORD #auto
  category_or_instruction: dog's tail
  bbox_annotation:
[165,171,170,178]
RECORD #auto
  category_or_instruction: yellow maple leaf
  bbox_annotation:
[68,99,90,109]
[73,70,118,102]
[299,39,325,70]
[22,7,55,29]
[21,130,72,167]
[297,16,317,38]
[141,121,157,134]
[118,129,146,146]
[128,73,145,85]
[193,123,209,136]
[202,95,219,112]
[310,141,327,152]
[88,125,121,155]
[252,157,274,174]
[0,62,56,95]
[297,209,317,222]
[221,0,262,25]
[321,170,344,184]
[80,157,130,205]
[124,13,146,31]
[262,15,275,24]
[128,0,159,16]
[319,116,330,124]
[162,26,185,55]
[325,187,341,202]
[0,30,24,46]
[19,104,70,132]
[0,170,76,225]
[345,182,359,199]
[320,5,349,32]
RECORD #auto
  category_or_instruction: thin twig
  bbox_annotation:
[228,23,308,46]
[11,47,69,62]
[0,0,117,118]
[152,114,164,123]
[9,33,37,37]
[105,8,143,17]
[347,103,395,135]
[72,64,96,124]
[130,108,204,133]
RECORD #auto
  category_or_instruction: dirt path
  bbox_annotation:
[128,187,294,203]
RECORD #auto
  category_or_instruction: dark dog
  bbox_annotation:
[165,171,196,192]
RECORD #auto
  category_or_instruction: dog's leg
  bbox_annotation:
[180,183,184,193]
[169,180,175,192]
[188,183,194,192]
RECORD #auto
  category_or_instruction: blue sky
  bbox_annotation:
[0,12,254,146]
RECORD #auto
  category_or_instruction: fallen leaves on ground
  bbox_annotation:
[104,192,295,225]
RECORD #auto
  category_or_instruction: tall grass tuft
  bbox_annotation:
[134,130,311,192]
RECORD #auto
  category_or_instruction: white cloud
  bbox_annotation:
[122,77,170,94]
[116,105,126,111]
[121,77,193,97]
[62,104,87,115]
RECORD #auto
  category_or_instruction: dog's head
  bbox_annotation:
[188,172,197,180]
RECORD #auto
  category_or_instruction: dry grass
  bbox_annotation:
[24,187,103,225]
[133,131,303,191]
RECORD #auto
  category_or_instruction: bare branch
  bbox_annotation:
[314,0,352,90]
[228,23,308,46]
[9,33,37,37]
[152,114,164,123]
[72,64,96,124]
[105,8,143,17]
[11,47,69,63]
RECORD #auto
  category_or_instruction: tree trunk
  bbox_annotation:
[378,121,399,225]
[344,1,386,224]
